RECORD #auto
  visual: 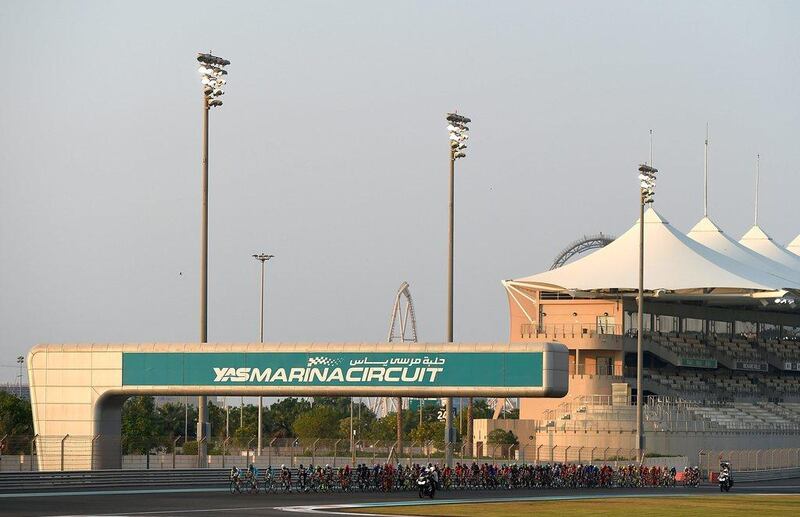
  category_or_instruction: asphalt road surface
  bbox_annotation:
[1,479,798,517]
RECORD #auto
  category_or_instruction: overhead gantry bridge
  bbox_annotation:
[28,342,568,470]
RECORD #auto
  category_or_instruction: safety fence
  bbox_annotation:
[0,435,688,472]
[0,435,523,472]
[700,448,800,473]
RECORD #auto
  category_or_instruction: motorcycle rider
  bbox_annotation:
[719,461,733,492]
[428,463,439,489]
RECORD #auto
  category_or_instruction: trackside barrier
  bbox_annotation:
[727,467,800,482]
[0,463,682,494]
[0,435,692,472]
[703,447,800,474]
[0,469,228,493]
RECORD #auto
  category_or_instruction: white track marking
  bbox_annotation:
[274,491,800,515]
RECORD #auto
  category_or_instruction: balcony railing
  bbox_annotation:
[569,363,624,377]
[521,323,621,339]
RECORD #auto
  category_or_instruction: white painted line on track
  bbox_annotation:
[18,486,800,516]
[275,491,800,516]
[2,483,797,500]
[51,506,281,516]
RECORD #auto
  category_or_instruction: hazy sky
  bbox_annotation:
[1,1,799,382]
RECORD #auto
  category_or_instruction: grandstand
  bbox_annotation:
[496,208,800,460]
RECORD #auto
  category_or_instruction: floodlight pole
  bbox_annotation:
[636,163,657,463]
[17,356,24,398]
[444,112,469,468]
[253,253,274,457]
[350,398,355,465]
[198,94,210,467]
[196,52,228,467]
[445,146,455,468]
[636,189,644,462]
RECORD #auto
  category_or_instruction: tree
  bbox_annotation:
[292,405,340,439]
[486,429,518,445]
[339,412,375,441]
[367,413,400,441]
[229,403,259,447]
[311,397,351,417]
[208,401,225,439]
[268,398,311,438]
[0,392,33,453]
[121,396,159,454]
[157,402,186,438]
[409,420,445,446]
[471,399,492,419]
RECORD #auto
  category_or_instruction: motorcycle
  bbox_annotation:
[417,471,436,499]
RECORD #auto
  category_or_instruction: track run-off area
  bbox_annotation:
[0,479,798,517]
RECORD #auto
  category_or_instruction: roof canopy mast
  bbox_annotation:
[755,154,761,226]
[704,124,709,217]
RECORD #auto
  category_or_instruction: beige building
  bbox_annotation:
[499,209,800,459]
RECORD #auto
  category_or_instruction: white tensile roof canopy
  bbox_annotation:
[739,226,800,271]
[509,208,797,297]
[785,234,800,257]
[687,217,800,287]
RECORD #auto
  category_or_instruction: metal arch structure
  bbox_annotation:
[387,281,418,344]
[550,233,615,270]
[372,282,420,417]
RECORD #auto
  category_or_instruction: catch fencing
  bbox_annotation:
[0,435,515,472]
[0,435,689,472]
[700,447,800,473]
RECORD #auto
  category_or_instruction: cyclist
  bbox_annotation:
[228,465,243,494]
[280,464,292,492]
[298,463,308,492]
[243,463,259,492]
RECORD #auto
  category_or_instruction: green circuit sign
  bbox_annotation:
[122,352,543,388]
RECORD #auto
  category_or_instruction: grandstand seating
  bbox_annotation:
[762,338,800,361]
[684,402,800,430]
[646,332,715,360]
[644,368,800,402]
[760,375,800,395]
[646,370,714,396]
[545,396,800,433]
[708,334,766,362]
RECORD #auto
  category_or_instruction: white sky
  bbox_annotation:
[1,1,799,382]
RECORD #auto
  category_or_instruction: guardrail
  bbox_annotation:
[701,448,800,473]
[0,469,227,493]
[731,467,800,482]
[0,435,504,472]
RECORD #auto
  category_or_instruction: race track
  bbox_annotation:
[1,479,798,517]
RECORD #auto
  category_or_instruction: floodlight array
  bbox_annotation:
[197,53,230,108]
[447,113,471,160]
[638,164,658,204]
